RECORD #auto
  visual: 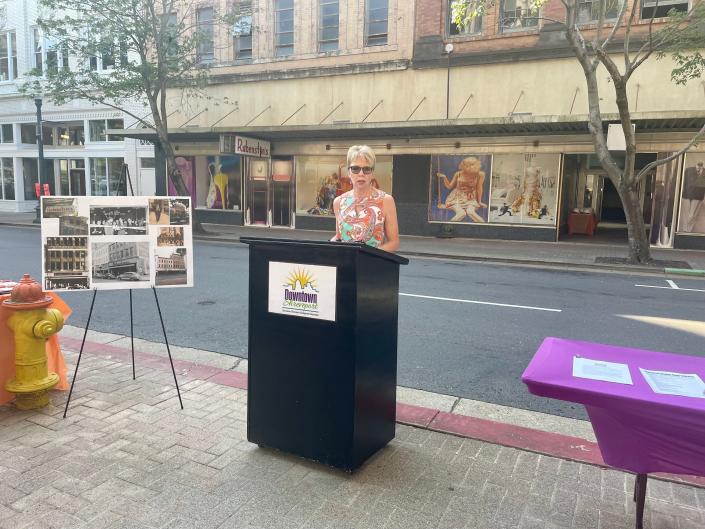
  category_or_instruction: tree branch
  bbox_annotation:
[635,123,705,181]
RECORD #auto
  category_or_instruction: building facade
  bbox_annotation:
[140,0,704,249]
[0,0,155,212]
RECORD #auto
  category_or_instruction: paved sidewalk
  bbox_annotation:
[0,333,703,529]
[3,211,705,274]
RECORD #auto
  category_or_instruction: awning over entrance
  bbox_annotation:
[114,111,705,144]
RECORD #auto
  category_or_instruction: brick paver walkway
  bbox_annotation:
[0,349,703,529]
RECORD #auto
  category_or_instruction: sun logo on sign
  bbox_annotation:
[285,268,317,291]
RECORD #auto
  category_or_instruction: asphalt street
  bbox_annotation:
[2,225,705,421]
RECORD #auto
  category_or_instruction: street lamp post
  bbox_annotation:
[32,98,44,224]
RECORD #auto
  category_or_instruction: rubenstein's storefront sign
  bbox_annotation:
[268,261,336,321]
[220,134,271,158]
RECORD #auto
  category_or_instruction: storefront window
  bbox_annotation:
[429,154,493,223]
[90,157,124,196]
[168,156,197,202]
[488,153,560,225]
[1,124,12,143]
[0,158,13,200]
[295,155,393,215]
[202,155,241,210]
[678,152,705,234]
[22,158,38,200]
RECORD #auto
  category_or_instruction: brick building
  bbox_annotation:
[126,0,704,249]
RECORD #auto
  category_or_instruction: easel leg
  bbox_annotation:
[63,289,98,418]
[152,287,184,409]
[130,289,135,380]
[633,473,648,529]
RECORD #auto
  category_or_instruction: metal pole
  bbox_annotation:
[63,289,98,418]
[33,98,44,224]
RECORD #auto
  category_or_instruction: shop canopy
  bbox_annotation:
[113,111,705,144]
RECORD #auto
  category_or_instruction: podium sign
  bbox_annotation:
[268,261,337,321]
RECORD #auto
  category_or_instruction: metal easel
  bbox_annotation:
[63,165,183,417]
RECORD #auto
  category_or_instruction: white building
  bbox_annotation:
[0,0,155,212]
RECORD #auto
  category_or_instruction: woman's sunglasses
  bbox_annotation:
[349,165,374,174]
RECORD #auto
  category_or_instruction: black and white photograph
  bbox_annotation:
[91,241,151,289]
[90,206,147,235]
[59,215,88,235]
[157,227,184,247]
[43,236,89,291]
[155,247,187,286]
[149,199,170,225]
[90,227,106,235]
[42,197,77,218]
[169,198,190,225]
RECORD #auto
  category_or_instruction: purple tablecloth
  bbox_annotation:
[522,337,705,476]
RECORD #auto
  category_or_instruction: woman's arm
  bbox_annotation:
[330,196,342,241]
[379,195,399,252]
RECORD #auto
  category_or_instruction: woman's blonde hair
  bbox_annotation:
[347,145,376,168]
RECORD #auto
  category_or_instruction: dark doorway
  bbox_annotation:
[601,178,626,222]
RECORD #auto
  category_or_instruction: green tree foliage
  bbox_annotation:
[452,0,705,263]
[25,0,246,231]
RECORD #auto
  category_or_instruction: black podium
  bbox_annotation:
[241,237,409,471]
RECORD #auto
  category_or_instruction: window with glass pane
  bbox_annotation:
[577,0,623,22]
[233,1,253,59]
[108,158,123,195]
[448,1,482,35]
[42,126,52,146]
[20,124,36,144]
[60,160,70,195]
[91,158,108,195]
[366,0,389,46]
[166,12,179,57]
[140,157,156,169]
[89,120,107,142]
[10,33,16,79]
[319,0,339,52]
[275,0,294,56]
[0,33,10,81]
[500,0,539,31]
[46,39,59,73]
[641,0,688,18]
[33,28,43,71]
[197,7,215,63]
[22,158,38,200]
[1,124,12,143]
[107,119,124,141]
[0,158,13,200]
[69,124,85,146]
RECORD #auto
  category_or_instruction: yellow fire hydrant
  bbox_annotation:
[3,274,63,410]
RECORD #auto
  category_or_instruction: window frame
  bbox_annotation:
[232,1,253,60]
[447,1,483,37]
[0,157,14,200]
[0,124,13,144]
[576,0,625,24]
[365,0,389,47]
[640,0,690,19]
[319,0,339,52]
[0,31,17,82]
[32,27,70,75]
[274,0,294,57]
[499,0,540,32]
[88,118,124,143]
[196,6,216,64]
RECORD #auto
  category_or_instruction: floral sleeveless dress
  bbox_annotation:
[337,189,386,248]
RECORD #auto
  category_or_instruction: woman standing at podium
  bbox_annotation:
[332,145,399,252]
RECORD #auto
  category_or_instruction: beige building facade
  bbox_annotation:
[142,0,705,249]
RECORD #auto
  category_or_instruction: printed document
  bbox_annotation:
[640,369,705,399]
[572,357,633,385]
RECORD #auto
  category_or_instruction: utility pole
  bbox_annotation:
[33,98,44,224]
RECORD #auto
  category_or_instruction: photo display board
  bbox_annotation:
[41,196,194,291]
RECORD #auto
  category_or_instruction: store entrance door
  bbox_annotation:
[244,157,294,228]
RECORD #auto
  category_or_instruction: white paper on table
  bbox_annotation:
[639,369,705,399]
[572,357,633,385]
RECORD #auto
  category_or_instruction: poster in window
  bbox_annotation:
[429,155,492,223]
[295,156,393,216]
[168,156,196,203]
[489,154,560,225]
[678,153,705,234]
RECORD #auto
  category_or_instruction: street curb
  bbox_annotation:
[665,267,705,277]
[1,221,696,276]
[59,335,705,489]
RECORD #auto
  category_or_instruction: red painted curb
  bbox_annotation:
[59,336,705,489]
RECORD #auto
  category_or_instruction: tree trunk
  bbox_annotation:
[618,181,652,264]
